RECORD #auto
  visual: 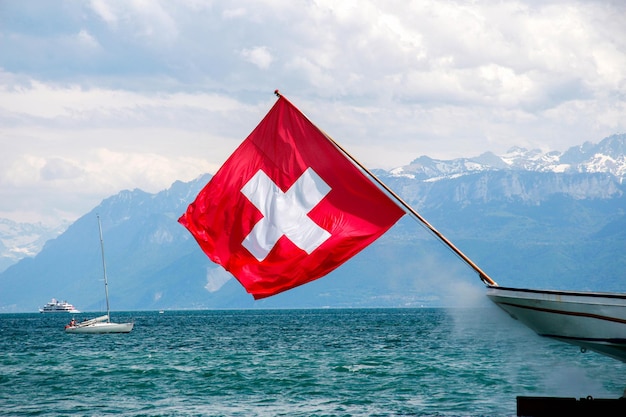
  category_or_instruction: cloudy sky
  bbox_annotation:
[1,0,625,226]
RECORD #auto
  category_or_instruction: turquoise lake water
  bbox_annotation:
[1,308,625,416]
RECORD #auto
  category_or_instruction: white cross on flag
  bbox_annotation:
[179,95,405,299]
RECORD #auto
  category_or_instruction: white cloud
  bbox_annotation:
[0,0,625,226]
[88,0,179,45]
[222,7,247,20]
[2,155,47,186]
[90,0,118,25]
[0,145,216,225]
[40,158,84,181]
[0,82,250,122]
[240,46,273,69]
[76,29,99,49]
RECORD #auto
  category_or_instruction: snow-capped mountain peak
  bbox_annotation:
[0,219,69,272]
[393,134,626,180]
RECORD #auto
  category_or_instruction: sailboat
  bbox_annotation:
[65,215,134,334]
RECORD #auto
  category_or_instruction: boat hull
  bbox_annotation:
[487,286,626,362]
[65,322,134,334]
[40,298,80,313]
[40,309,80,313]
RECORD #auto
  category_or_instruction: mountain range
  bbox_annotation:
[0,219,69,273]
[392,133,626,180]
[1,134,625,312]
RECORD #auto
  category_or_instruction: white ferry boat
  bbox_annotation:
[39,298,80,313]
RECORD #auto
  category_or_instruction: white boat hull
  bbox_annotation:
[40,298,80,313]
[65,321,134,334]
[40,309,80,313]
[487,286,626,362]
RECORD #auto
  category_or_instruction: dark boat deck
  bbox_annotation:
[517,396,626,416]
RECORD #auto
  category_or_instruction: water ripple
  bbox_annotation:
[1,308,624,416]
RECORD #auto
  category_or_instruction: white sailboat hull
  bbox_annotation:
[487,286,626,362]
[65,321,134,334]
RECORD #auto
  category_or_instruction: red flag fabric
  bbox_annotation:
[179,95,405,299]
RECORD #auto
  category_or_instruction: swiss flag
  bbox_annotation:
[179,95,405,299]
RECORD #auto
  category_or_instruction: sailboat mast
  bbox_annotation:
[97,215,111,322]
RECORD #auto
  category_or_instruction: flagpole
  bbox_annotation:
[274,90,498,287]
